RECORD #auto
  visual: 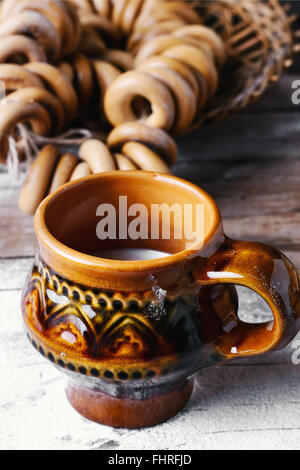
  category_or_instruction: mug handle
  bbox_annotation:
[192,237,300,358]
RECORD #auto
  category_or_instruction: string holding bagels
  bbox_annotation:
[0,62,78,162]
[125,0,203,51]
[67,0,225,136]
[19,125,175,214]
[0,0,227,215]
[70,0,223,135]
[0,0,226,163]
[0,51,133,163]
[0,0,293,219]
[104,24,225,135]
[58,50,134,116]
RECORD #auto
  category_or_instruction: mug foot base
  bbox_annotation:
[65,379,194,428]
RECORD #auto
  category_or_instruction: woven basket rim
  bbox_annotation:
[187,0,298,131]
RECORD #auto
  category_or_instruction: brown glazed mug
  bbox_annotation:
[21,171,300,428]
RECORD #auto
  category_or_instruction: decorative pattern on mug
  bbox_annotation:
[21,258,204,381]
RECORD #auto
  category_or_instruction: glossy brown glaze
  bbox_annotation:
[194,238,300,358]
[21,171,300,428]
[22,256,234,378]
[66,379,193,429]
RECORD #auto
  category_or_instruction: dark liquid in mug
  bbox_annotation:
[92,248,171,261]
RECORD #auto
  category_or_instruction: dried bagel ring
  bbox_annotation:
[136,64,196,135]
[104,70,175,130]
[107,122,177,166]
[133,55,207,111]
[70,54,94,108]
[133,2,201,31]
[18,144,59,214]
[79,139,117,173]
[44,0,80,57]
[136,54,199,98]
[155,2,201,24]
[134,35,187,65]
[178,37,215,62]
[130,0,157,25]
[0,101,51,162]
[1,0,77,58]
[68,0,94,13]
[135,34,214,66]
[78,27,106,56]
[93,0,111,18]
[111,0,127,29]
[133,11,197,35]
[0,10,60,63]
[49,152,78,193]
[58,0,82,53]
[54,0,81,55]
[0,64,44,92]
[99,50,134,71]
[115,153,138,171]
[0,0,17,19]
[25,62,78,122]
[132,3,185,34]
[80,13,120,44]
[93,60,121,117]
[122,142,171,174]
[120,0,144,35]
[4,87,64,133]
[58,61,74,82]
[163,44,219,99]
[173,25,226,68]
[93,60,121,92]
[0,35,47,64]
[70,161,92,181]
[128,19,186,53]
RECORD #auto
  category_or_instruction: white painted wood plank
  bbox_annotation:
[0,173,35,258]
[1,289,299,450]
[0,257,33,291]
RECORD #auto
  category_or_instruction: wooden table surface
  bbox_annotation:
[1,3,300,450]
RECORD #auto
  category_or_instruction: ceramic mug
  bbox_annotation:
[21,171,300,428]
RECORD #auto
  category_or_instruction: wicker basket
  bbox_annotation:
[190,0,299,130]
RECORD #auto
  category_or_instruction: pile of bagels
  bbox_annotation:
[0,0,226,214]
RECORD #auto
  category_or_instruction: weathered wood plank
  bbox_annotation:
[223,213,300,246]
[178,156,300,192]
[1,155,300,261]
[177,111,300,163]
[0,173,35,258]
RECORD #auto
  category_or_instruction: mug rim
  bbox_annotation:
[34,171,222,273]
